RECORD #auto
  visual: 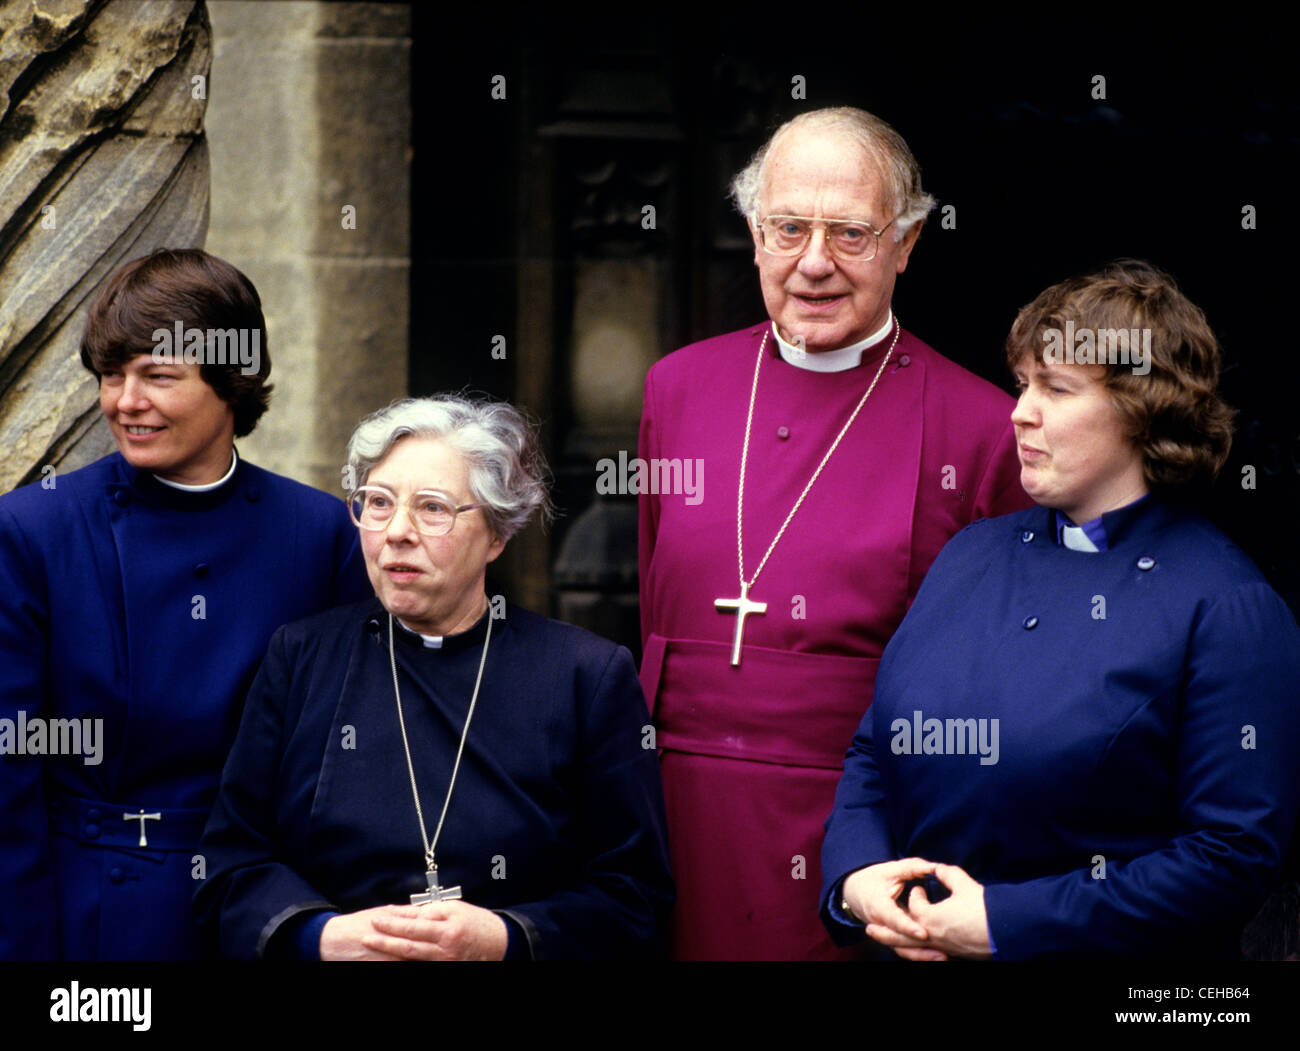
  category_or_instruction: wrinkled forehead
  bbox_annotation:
[760,127,891,218]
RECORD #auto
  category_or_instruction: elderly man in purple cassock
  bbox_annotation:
[637,106,1033,960]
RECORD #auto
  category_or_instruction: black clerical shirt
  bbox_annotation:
[194,597,673,959]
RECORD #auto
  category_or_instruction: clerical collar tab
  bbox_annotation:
[771,312,894,373]
[1054,509,1108,552]
[1061,524,1101,553]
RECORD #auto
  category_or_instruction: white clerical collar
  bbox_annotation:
[153,448,238,492]
[1060,523,1101,553]
[395,618,444,648]
[772,311,894,373]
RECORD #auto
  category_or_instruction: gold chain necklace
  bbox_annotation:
[714,319,900,666]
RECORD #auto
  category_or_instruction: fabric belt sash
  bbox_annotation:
[47,793,209,851]
[641,633,878,769]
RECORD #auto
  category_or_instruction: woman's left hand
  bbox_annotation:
[865,863,994,960]
[362,901,509,960]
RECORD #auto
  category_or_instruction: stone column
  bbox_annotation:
[204,1,409,492]
[0,0,211,492]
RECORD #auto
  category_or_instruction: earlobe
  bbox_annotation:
[895,220,923,274]
[486,537,506,564]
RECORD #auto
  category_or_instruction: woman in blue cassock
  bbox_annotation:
[0,250,368,960]
[820,260,1300,960]
[195,396,674,959]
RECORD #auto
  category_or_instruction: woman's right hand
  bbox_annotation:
[841,857,946,961]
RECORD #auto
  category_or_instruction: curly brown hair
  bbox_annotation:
[1006,260,1234,489]
[80,249,273,437]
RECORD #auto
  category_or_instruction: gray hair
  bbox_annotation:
[729,106,937,241]
[345,396,552,541]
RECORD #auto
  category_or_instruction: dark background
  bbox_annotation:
[410,10,1300,634]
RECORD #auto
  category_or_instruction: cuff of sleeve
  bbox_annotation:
[826,876,861,929]
[273,910,337,960]
[982,882,1037,960]
[497,910,534,960]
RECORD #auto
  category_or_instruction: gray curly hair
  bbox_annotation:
[730,107,937,240]
[345,396,552,541]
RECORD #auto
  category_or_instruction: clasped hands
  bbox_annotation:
[320,900,509,961]
[841,857,992,961]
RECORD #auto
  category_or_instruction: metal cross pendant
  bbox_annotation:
[410,864,462,906]
[122,809,161,847]
[714,580,768,667]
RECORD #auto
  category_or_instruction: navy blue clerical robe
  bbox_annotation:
[194,598,674,960]
[0,452,369,959]
[821,497,1300,958]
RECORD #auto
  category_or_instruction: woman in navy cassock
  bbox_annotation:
[0,250,370,959]
[821,261,1300,959]
[195,396,674,959]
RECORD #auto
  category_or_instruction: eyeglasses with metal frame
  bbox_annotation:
[348,485,487,537]
[755,214,898,261]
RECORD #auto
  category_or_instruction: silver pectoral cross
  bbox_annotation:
[714,580,768,667]
[410,864,462,906]
[122,809,161,847]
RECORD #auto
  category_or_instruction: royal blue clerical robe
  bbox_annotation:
[638,322,1032,959]
[821,498,1300,958]
[0,452,369,959]
[194,598,673,959]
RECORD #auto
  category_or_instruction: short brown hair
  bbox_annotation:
[1005,260,1234,489]
[80,249,273,437]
